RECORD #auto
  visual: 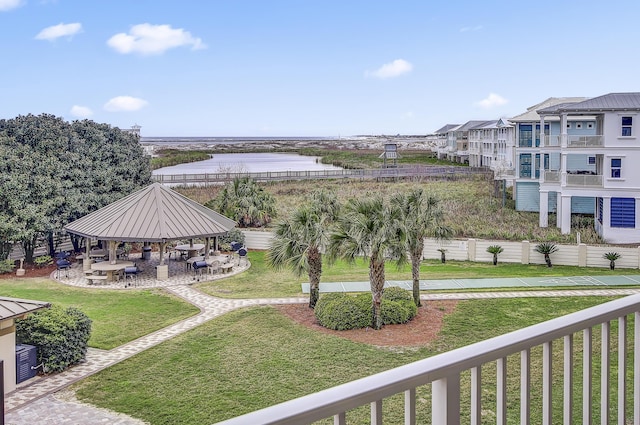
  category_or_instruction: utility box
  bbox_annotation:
[15,344,37,384]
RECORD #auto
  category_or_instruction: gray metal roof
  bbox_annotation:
[0,297,50,321]
[455,120,493,132]
[433,124,460,134]
[549,92,640,113]
[509,97,589,122]
[64,183,236,242]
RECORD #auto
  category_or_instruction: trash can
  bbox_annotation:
[15,344,38,383]
[142,246,152,260]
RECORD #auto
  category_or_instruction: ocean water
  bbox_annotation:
[152,152,343,175]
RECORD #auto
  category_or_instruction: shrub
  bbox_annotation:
[34,255,52,268]
[0,259,15,274]
[315,288,417,330]
[314,293,370,330]
[218,228,246,251]
[16,305,92,373]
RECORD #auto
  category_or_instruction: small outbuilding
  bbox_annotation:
[0,297,51,394]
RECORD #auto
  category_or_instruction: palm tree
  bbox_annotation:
[603,252,621,270]
[267,190,340,308]
[328,195,406,330]
[535,242,558,267]
[393,189,451,307]
[486,245,504,266]
[208,176,277,227]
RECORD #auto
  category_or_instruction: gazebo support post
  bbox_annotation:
[84,239,92,271]
[157,240,168,280]
[109,240,117,264]
[159,241,166,266]
[204,237,211,260]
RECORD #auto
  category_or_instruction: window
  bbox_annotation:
[588,156,596,165]
[611,158,622,178]
[597,197,603,224]
[534,124,549,147]
[567,123,572,129]
[576,123,583,129]
[519,153,531,178]
[622,116,632,136]
[610,197,635,228]
[587,123,594,129]
[519,125,532,147]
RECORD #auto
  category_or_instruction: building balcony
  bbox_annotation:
[543,135,604,148]
[566,173,603,187]
[220,294,640,425]
[543,170,561,183]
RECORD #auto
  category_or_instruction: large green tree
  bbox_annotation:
[393,188,451,306]
[267,190,340,308]
[207,176,276,228]
[0,114,151,262]
[328,195,406,330]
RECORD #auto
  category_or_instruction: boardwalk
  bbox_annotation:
[152,165,491,185]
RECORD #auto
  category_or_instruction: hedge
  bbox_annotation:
[16,305,92,373]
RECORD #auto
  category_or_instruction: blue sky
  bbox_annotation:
[2,0,639,137]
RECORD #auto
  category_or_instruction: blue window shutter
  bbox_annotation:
[610,197,635,228]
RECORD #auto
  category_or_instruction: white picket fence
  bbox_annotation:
[243,230,640,269]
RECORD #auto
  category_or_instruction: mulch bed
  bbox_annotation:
[0,263,57,279]
[275,300,458,347]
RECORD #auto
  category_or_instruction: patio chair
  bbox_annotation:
[207,260,221,275]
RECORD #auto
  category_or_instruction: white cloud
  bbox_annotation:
[366,59,413,79]
[475,93,508,109]
[70,105,93,118]
[0,0,24,11]
[35,22,82,41]
[401,111,415,120]
[104,96,148,112]
[460,25,483,33]
[107,23,207,55]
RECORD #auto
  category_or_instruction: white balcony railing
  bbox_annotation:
[566,174,603,187]
[543,170,561,183]
[218,294,640,425]
[542,135,604,148]
[567,135,604,148]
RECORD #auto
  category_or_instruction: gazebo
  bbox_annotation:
[64,183,236,279]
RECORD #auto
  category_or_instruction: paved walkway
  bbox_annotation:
[4,264,640,424]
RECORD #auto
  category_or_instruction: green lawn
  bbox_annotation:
[0,279,199,349]
[195,251,640,299]
[73,296,625,424]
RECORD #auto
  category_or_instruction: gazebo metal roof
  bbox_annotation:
[64,183,236,242]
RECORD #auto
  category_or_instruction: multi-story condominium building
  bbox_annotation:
[510,97,595,214]
[467,118,515,175]
[537,92,640,243]
[433,124,459,160]
[445,120,491,164]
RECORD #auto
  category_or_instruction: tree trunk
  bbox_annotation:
[440,252,446,263]
[493,254,498,266]
[411,249,422,307]
[610,261,615,270]
[307,249,322,309]
[369,256,385,330]
[46,232,55,256]
[545,254,552,267]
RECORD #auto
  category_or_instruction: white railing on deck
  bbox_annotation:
[566,174,603,187]
[217,294,640,425]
